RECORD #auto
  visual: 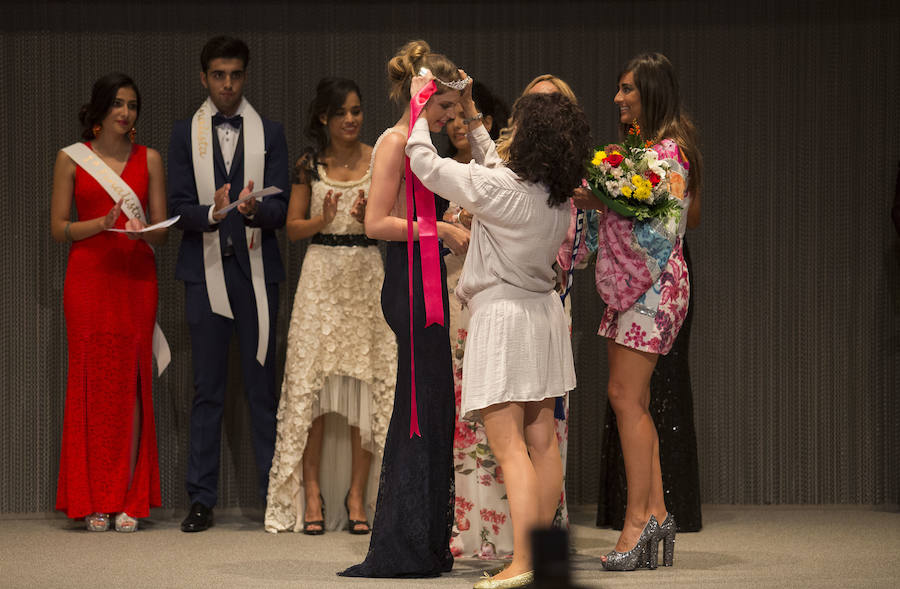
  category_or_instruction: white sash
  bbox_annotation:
[62,142,171,376]
[190,98,269,365]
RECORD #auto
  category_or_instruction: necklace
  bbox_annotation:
[328,144,362,169]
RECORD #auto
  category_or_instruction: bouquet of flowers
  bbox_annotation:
[584,122,686,223]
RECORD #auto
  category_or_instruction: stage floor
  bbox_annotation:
[1,504,897,588]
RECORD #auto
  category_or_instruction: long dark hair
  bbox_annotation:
[78,73,141,141]
[619,52,702,198]
[506,93,591,207]
[294,77,363,184]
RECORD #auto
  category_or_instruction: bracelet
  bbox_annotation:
[64,221,73,241]
[463,112,483,125]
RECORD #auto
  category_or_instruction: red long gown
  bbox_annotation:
[56,142,161,519]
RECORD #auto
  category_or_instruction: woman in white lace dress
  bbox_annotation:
[265,78,396,534]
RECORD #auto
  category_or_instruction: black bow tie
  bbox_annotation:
[212,113,242,128]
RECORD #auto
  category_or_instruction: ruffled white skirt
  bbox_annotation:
[460,285,576,419]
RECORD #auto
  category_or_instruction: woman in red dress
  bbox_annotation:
[50,73,168,532]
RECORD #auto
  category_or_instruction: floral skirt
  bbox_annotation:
[598,238,689,355]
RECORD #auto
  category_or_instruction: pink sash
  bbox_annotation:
[404,80,445,437]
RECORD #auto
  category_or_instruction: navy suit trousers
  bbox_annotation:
[184,255,279,508]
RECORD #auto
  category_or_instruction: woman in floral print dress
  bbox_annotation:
[576,52,703,570]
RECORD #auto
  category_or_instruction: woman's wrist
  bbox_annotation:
[436,220,448,239]
[463,112,483,126]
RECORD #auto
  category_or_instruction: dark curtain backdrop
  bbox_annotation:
[2,0,898,514]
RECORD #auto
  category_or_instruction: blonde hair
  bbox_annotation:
[497,74,578,159]
[387,39,461,104]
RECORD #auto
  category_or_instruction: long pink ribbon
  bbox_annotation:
[405,80,445,438]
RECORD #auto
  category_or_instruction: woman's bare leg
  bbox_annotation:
[523,398,562,526]
[603,340,659,557]
[482,402,536,579]
[302,415,325,530]
[347,425,372,530]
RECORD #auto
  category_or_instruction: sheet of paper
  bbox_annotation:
[215,186,283,215]
[107,215,181,233]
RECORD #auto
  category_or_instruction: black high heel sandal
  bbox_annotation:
[303,493,325,535]
[344,491,370,535]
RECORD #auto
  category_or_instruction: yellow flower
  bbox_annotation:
[621,185,633,197]
[635,187,652,201]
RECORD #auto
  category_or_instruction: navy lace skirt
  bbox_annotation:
[338,242,455,577]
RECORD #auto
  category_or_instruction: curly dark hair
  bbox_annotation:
[506,93,591,207]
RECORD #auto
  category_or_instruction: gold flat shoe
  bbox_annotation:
[473,569,534,588]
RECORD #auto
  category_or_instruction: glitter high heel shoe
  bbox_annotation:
[473,569,534,588]
[85,512,110,532]
[638,513,676,569]
[114,512,138,533]
[601,515,659,571]
[655,513,676,567]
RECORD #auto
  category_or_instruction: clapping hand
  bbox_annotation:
[322,189,341,225]
[212,183,231,221]
[349,189,367,224]
[100,199,124,230]
[237,180,258,217]
[124,217,146,240]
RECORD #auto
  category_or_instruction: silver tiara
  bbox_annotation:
[437,76,472,91]
[418,67,472,91]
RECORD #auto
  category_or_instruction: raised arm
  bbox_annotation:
[406,117,486,214]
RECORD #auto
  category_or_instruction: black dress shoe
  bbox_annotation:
[181,502,213,532]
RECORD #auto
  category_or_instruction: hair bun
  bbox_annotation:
[77,104,91,127]
[388,39,430,87]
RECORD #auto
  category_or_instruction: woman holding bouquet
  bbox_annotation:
[576,52,703,570]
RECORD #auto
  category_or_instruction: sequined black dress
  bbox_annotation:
[596,240,702,532]
[339,198,455,577]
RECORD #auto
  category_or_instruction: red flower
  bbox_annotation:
[646,171,660,186]
[457,516,471,531]
[604,153,624,167]
[454,420,478,449]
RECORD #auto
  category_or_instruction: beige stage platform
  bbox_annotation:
[1,505,897,588]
